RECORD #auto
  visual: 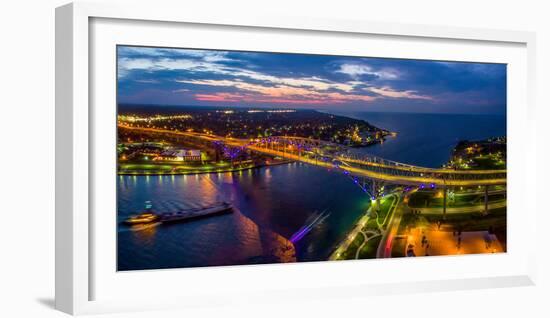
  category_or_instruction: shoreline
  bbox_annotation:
[117,159,295,176]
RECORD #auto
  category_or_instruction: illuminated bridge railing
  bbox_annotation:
[250,137,506,184]
[335,153,507,183]
[117,127,506,186]
[337,153,426,169]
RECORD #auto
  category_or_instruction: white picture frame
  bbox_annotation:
[55,1,537,315]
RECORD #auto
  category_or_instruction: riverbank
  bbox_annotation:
[118,159,294,176]
[329,193,399,261]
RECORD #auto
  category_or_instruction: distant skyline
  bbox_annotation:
[117,46,507,115]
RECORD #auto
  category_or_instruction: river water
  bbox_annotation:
[117,112,506,270]
[338,112,506,168]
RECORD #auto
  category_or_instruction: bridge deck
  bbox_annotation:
[119,125,506,186]
[248,146,506,186]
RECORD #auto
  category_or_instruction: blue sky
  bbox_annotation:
[117,46,506,114]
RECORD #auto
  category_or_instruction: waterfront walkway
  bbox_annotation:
[405,228,504,256]
[329,193,399,260]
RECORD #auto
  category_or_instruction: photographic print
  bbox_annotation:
[116,46,506,271]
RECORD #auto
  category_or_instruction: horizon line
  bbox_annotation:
[117,102,506,116]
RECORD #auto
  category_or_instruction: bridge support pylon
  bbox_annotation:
[372,181,381,214]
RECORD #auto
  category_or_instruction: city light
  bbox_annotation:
[115,46,507,270]
[118,114,192,123]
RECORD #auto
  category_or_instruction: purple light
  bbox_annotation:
[289,227,309,243]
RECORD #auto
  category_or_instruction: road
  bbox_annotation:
[119,125,507,187]
[376,193,404,258]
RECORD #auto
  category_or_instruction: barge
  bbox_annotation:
[124,201,233,225]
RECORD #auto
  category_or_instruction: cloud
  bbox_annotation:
[134,79,160,84]
[118,51,360,94]
[117,47,246,80]
[176,77,358,94]
[118,57,222,73]
[335,63,399,80]
[175,77,432,105]
[194,92,376,105]
[182,78,377,105]
[117,46,507,111]
[367,86,433,100]
[118,46,237,62]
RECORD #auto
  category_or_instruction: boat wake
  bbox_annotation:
[289,210,331,243]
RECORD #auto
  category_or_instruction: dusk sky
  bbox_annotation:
[117,46,506,114]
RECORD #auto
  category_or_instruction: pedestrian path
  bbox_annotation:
[405,228,504,256]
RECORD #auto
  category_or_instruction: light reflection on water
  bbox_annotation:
[117,113,506,270]
[117,163,369,271]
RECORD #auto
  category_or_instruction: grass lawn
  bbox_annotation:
[377,196,395,222]
[365,195,396,231]
[357,235,382,259]
[119,161,256,175]
[471,156,506,170]
[337,193,397,260]
[338,233,365,260]
[423,208,506,231]
[397,207,506,243]
[363,218,378,232]
[408,190,505,208]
